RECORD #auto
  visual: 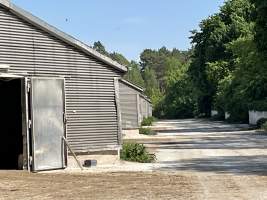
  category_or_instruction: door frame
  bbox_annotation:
[0,74,28,170]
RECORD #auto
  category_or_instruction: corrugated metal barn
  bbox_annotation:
[119,79,152,129]
[0,0,127,171]
[140,94,153,121]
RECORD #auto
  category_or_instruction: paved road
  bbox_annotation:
[138,119,266,173]
[142,119,267,199]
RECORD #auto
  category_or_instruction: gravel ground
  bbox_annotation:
[1,119,267,200]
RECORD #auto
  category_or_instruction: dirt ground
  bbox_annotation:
[1,119,267,200]
[0,171,267,200]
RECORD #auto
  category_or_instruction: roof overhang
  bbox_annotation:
[139,93,152,104]
[0,0,127,73]
[119,79,144,93]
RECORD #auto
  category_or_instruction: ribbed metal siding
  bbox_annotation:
[148,103,153,117]
[0,6,122,152]
[119,81,140,129]
[140,96,153,120]
[140,96,146,120]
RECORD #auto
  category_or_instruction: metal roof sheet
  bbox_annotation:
[0,0,127,73]
[119,78,144,92]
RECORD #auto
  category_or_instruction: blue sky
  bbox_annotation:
[13,0,225,61]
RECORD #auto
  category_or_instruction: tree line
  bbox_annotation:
[93,0,267,122]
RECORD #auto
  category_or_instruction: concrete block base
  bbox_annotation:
[67,154,120,169]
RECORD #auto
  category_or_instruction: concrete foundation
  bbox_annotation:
[67,154,120,169]
[122,129,139,138]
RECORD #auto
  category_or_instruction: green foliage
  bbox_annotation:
[120,143,156,163]
[211,113,225,121]
[92,0,267,123]
[140,48,192,119]
[93,41,130,66]
[110,52,130,66]
[251,0,267,55]
[215,35,267,122]
[162,69,197,119]
[262,122,267,131]
[92,41,146,93]
[141,117,156,126]
[188,0,267,122]
[257,118,267,129]
[124,61,145,87]
[249,100,267,111]
[142,67,163,115]
[189,0,255,116]
[93,41,110,57]
[140,48,191,89]
[142,67,160,97]
[139,127,155,135]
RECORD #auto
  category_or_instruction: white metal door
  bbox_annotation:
[30,78,66,171]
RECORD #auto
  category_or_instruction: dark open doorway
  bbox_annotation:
[0,78,23,169]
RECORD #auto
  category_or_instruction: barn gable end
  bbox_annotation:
[0,2,125,153]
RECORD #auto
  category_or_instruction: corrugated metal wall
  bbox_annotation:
[148,103,153,117]
[140,96,148,121]
[119,81,140,129]
[0,6,122,152]
[140,95,152,120]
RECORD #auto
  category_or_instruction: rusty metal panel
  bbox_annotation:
[30,78,65,171]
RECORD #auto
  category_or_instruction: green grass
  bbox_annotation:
[120,143,156,163]
[139,127,156,135]
[141,116,156,126]
[257,118,267,129]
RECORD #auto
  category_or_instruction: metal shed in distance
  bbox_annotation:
[140,94,153,121]
[0,0,127,171]
[119,79,152,129]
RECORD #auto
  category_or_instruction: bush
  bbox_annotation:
[256,118,267,129]
[120,143,156,163]
[262,122,267,131]
[141,116,156,126]
[249,100,267,112]
[139,127,156,135]
[210,114,225,121]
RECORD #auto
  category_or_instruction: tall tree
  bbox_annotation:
[189,0,254,116]
[140,47,191,91]
[93,41,130,66]
[142,67,159,97]
[124,61,144,87]
[110,52,130,66]
[251,0,267,55]
[93,41,109,56]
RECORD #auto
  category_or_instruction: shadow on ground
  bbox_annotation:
[134,119,267,176]
[144,133,267,150]
[156,155,267,176]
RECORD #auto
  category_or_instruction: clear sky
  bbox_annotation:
[12,0,224,61]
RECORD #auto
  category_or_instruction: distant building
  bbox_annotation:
[119,79,152,129]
